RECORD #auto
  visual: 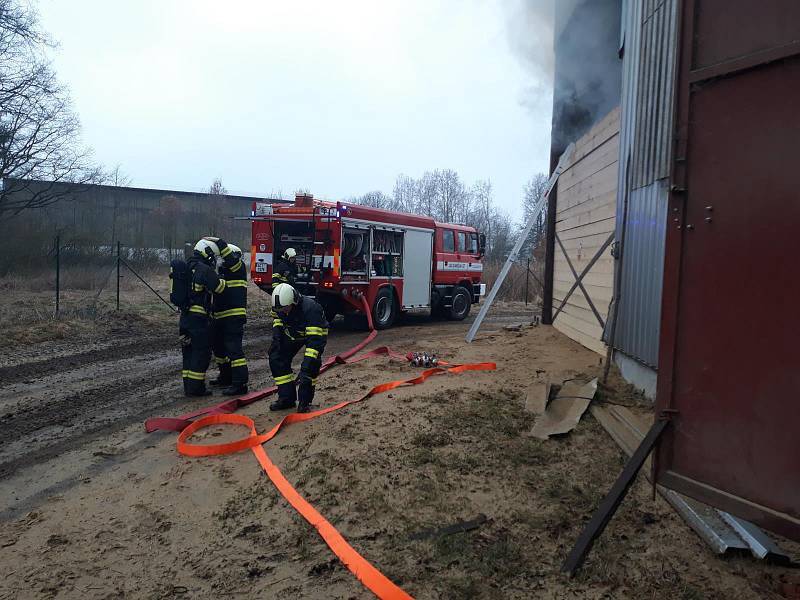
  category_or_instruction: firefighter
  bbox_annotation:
[268,283,328,413]
[269,247,299,329]
[210,243,249,396]
[179,238,234,396]
[272,248,298,289]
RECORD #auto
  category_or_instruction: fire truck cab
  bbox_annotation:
[250,193,486,329]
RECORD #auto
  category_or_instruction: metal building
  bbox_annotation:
[545,0,800,543]
[544,0,678,398]
[610,0,679,395]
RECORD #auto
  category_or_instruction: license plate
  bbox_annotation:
[255,263,267,273]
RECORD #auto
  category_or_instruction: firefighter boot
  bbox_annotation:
[211,362,232,387]
[185,379,213,397]
[211,374,232,387]
[269,380,297,411]
[222,384,248,396]
[297,375,315,413]
[270,396,296,410]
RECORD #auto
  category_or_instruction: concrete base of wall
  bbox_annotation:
[614,351,657,400]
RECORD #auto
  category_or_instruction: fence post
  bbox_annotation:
[116,241,121,311]
[55,235,60,315]
[525,257,530,306]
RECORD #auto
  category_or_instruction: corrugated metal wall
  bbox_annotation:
[615,180,668,365]
[611,0,678,367]
[632,0,678,187]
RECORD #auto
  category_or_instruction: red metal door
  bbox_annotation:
[656,0,800,541]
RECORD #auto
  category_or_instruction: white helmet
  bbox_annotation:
[283,248,297,260]
[194,239,220,262]
[227,243,242,257]
[271,283,299,310]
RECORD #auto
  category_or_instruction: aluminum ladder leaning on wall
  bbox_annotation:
[465,143,574,343]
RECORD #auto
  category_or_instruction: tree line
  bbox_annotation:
[349,170,549,263]
[1,0,555,279]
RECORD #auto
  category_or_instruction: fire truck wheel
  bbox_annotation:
[372,287,397,329]
[448,285,472,321]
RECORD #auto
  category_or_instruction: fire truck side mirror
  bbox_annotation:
[478,233,486,256]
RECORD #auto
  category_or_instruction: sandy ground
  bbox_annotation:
[0,299,798,599]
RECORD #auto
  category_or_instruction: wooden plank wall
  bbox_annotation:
[552,108,620,355]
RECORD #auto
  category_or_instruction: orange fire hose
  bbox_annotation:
[150,295,496,598]
[178,360,495,599]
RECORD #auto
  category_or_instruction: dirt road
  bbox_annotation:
[0,302,796,599]
[0,303,538,520]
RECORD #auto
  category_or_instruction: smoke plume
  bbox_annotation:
[505,0,622,156]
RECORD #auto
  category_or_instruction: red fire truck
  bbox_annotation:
[249,193,486,329]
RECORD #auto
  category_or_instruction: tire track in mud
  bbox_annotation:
[0,368,171,447]
[0,308,528,483]
[0,397,188,482]
[0,336,176,385]
[0,359,186,480]
[0,330,365,481]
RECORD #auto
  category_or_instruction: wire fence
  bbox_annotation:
[482,257,545,307]
[3,237,179,323]
[1,237,543,330]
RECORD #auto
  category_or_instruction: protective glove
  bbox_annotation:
[202,237,229,258]
[179,334,192,347]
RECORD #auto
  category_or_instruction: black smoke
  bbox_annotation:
[551,0,622,156]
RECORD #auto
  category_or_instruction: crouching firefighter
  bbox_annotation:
[170,238,233,396]
[210,243,249,396]
[268,283,328,413]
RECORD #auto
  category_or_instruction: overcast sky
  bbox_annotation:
[38,0,553,220]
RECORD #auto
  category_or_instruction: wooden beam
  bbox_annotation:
[553,233,613,327]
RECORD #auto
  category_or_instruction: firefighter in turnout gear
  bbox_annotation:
[210,243,249,396]
[179,238,235,396]
[269,247,299,325]
[268,283,328,413]
[271,248,298,289]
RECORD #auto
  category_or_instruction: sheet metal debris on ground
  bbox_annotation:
[529,378,598,440]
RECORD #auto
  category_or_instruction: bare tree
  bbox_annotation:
[353,170,515,262]
[467,179,493,239]
[0,0,101,220]
[208,178,227,196]
[106,164,131,187]
[486,209,515,262]
[522,172,549,258]
[392,174,418,213]
[431,169,464,223]
[353,190,393,209]
[416,171,437,217]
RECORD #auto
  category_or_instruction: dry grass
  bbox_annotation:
[482,259,543,305]
[0,262,276,345]
[0,258,531,345]
[0,264,176,344]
